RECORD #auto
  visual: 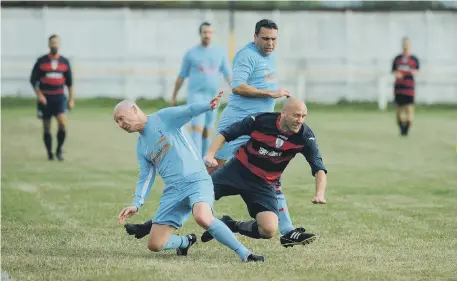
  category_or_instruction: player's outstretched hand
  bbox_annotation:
[311,195,326,204]
[203,155,218,168]
[118,206,137,224]
[210,90,224,110]
[270,89,291,99]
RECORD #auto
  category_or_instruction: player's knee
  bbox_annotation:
[147,240,165,252]
[258,224,277,239]
[192,203,213,228]
[256,212,278,239]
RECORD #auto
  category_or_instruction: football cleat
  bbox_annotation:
[280,227,317,248]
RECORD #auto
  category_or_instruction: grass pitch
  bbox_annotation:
[1,103,456,281]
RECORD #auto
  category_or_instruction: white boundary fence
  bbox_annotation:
[2,7,457,109]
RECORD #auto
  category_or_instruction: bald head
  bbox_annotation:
[114,100,137,115]
[113,100,146,133]
[282,97,307,113]
[279,97,308,133]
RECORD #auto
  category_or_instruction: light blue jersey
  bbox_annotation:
[216,42,279,161]
[178,45,231,103]
[131,103,214,211]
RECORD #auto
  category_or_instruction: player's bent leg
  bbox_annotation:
[277,193,295,234]
[147,223,175,252]
[55,113,67,161]
[192,201,264,262]
[255,211,278,239]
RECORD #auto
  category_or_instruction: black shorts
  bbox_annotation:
[211,158,279,218]
[37,95,67,120]
[394,94,414,106]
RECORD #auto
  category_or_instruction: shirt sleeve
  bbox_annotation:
[131,142,156,210]
[220,52,231,78]
[300,131,327,176]
[158,102,212,129]
[30,59,40,87]
[64,58,73,87]
[391,56,399,72]
[413,56,420,70]
[178,51,191,79]
[231,50,256,88]
[220,114,257,142]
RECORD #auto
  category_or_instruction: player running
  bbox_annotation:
[201,98,327,246]
[114,91,263,262]
[170,22,231,157]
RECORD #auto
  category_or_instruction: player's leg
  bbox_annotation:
[275,182,295,235]
[404,97,414,135]
[394,95,408,136]
[55,113,67,161]
[275,180,318,247]
[202,108,218,157]
[189,178,264,262]
[189,113,205,157]
[126,186,197,255]
[54,96,68,161]
[37,101,54,160]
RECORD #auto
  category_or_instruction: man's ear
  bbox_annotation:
[132,105,137,114]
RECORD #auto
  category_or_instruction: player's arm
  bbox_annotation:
[301,133,328,204]
[231,52,273,98]
[411,56,420,75]
[159,91,223,129]
[30,60,47,105]
[391,56,403,79]
[131,148,156,211]
[220,53,232,85]
[204,114,256,166]
[118,147,156,224]
[171,52,191,106]
[64,59,75,109]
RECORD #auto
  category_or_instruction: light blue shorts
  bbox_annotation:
[187,93,218,130]
[152,177,215,229]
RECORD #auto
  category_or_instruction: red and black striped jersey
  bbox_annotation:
[220,112,327,185]
[392,54,420,97]
[30,54,73,95]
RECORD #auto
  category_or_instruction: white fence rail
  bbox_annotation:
[2,7,457,108]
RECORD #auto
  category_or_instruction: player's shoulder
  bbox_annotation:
[36,54,49,62]
[247,111,276,121]
[235,43,259,60]
[301,123,316,139]
[59,55,70,62]
[410,54,419,61]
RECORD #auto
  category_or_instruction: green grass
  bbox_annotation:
[2,103,457,281]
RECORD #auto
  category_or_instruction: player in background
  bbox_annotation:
[210,19,310,247]
[30,34,74,161]
[170,22,231,157]
[200,98,327,246]
[391,36,420,136]
[115,91,264,262]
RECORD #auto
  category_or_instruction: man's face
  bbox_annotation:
[281,105,307,133]
[48,37,60,55]
[402,39,410,53]
[200,25,213,46]
[113,106,141,133]
[254,27,277,56]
